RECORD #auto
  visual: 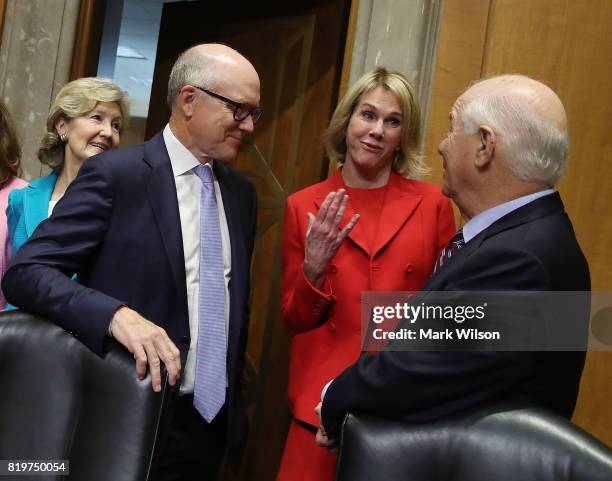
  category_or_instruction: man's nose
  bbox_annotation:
[239,114,255,133]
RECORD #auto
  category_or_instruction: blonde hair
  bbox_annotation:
[323,67,427,178]
[38,77,129,169]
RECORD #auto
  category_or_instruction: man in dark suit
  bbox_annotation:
[315,74,590,444]
[3,43,260,480]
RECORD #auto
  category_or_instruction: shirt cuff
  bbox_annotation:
[321,379,334,401]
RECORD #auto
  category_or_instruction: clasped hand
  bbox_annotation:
[315,402,337,449]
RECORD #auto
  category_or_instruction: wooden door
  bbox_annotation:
[424,0,612,445]
[147,1,351,480]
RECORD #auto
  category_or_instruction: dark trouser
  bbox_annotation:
[156,393,227,481]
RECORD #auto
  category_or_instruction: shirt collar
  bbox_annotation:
[463,189,555,243]
[163,124,214,177]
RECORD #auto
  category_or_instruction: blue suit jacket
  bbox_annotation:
[3,133,257,448]
[7,171,58,254]
[321,193,590,438]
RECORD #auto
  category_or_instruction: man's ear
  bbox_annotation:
[475,125,496,168]
[178,85,197,118]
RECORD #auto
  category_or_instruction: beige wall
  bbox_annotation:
[0,0,80,181]
[347,0,442,153]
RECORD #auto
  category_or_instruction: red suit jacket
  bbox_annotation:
[281,170,455,426]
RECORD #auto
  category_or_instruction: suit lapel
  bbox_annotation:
[143,133,187,296]
[23,172,58,237]
[214,159,244,284]
[372,173,422,256]
[481,192,564,243]
[422,192,565,291]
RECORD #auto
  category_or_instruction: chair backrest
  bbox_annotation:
[335,403,612,481]
[0,311,173,481]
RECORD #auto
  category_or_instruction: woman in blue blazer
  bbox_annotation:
[7,77,129,254]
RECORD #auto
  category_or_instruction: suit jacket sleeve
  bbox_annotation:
[2,157,125,355]
[280,194,335,336]
[321,245,549,438]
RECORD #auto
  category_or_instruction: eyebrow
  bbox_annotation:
[90,109,122,119]
[360,103,403,117]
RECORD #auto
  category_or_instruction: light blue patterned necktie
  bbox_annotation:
[193,164,226,422]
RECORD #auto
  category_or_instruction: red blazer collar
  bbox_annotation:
[313,170,422,257]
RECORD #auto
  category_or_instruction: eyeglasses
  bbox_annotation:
[192,85,263,124]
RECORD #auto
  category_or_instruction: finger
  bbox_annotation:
[322,189,345,226]
[332,194,350,228]
[133,344,148,380]
[338,213,360,241]
[143,342,162,392]
[316,191,336,221]
[315,429,330,447]
[316,430,335,448]
[158,338,181,386]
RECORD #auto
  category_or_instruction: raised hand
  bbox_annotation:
[303,189,359,289]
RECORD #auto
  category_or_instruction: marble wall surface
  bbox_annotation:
[349,0,442,150]
[0,0,80,181]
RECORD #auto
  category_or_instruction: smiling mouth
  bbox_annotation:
[228,135,244,144]
[89,142,110,151]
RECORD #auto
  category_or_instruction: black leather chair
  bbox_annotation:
[335,403,612,481]
[0,310,174,481]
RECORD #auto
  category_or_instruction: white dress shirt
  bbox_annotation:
[163,125,231,394]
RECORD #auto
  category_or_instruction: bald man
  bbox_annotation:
[316,75,590,443]
[4,44,260,479]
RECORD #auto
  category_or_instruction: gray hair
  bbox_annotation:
[460,87,569,186]
[167,47,217,107]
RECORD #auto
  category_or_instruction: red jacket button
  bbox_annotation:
[329,264,338,274]
[405,263,413,274]
[328,322,337,333]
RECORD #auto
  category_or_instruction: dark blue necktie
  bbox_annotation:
[434,230,465,273]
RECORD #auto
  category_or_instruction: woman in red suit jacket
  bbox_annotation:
[277,67,456,481]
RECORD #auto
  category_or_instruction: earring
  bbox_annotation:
[60,133,67,142]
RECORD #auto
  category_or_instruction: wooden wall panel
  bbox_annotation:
[70,0,106,80]
[422,0,491,211]
[481,0,612,444]
[0,0,7,47]
[426,0,612,445]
